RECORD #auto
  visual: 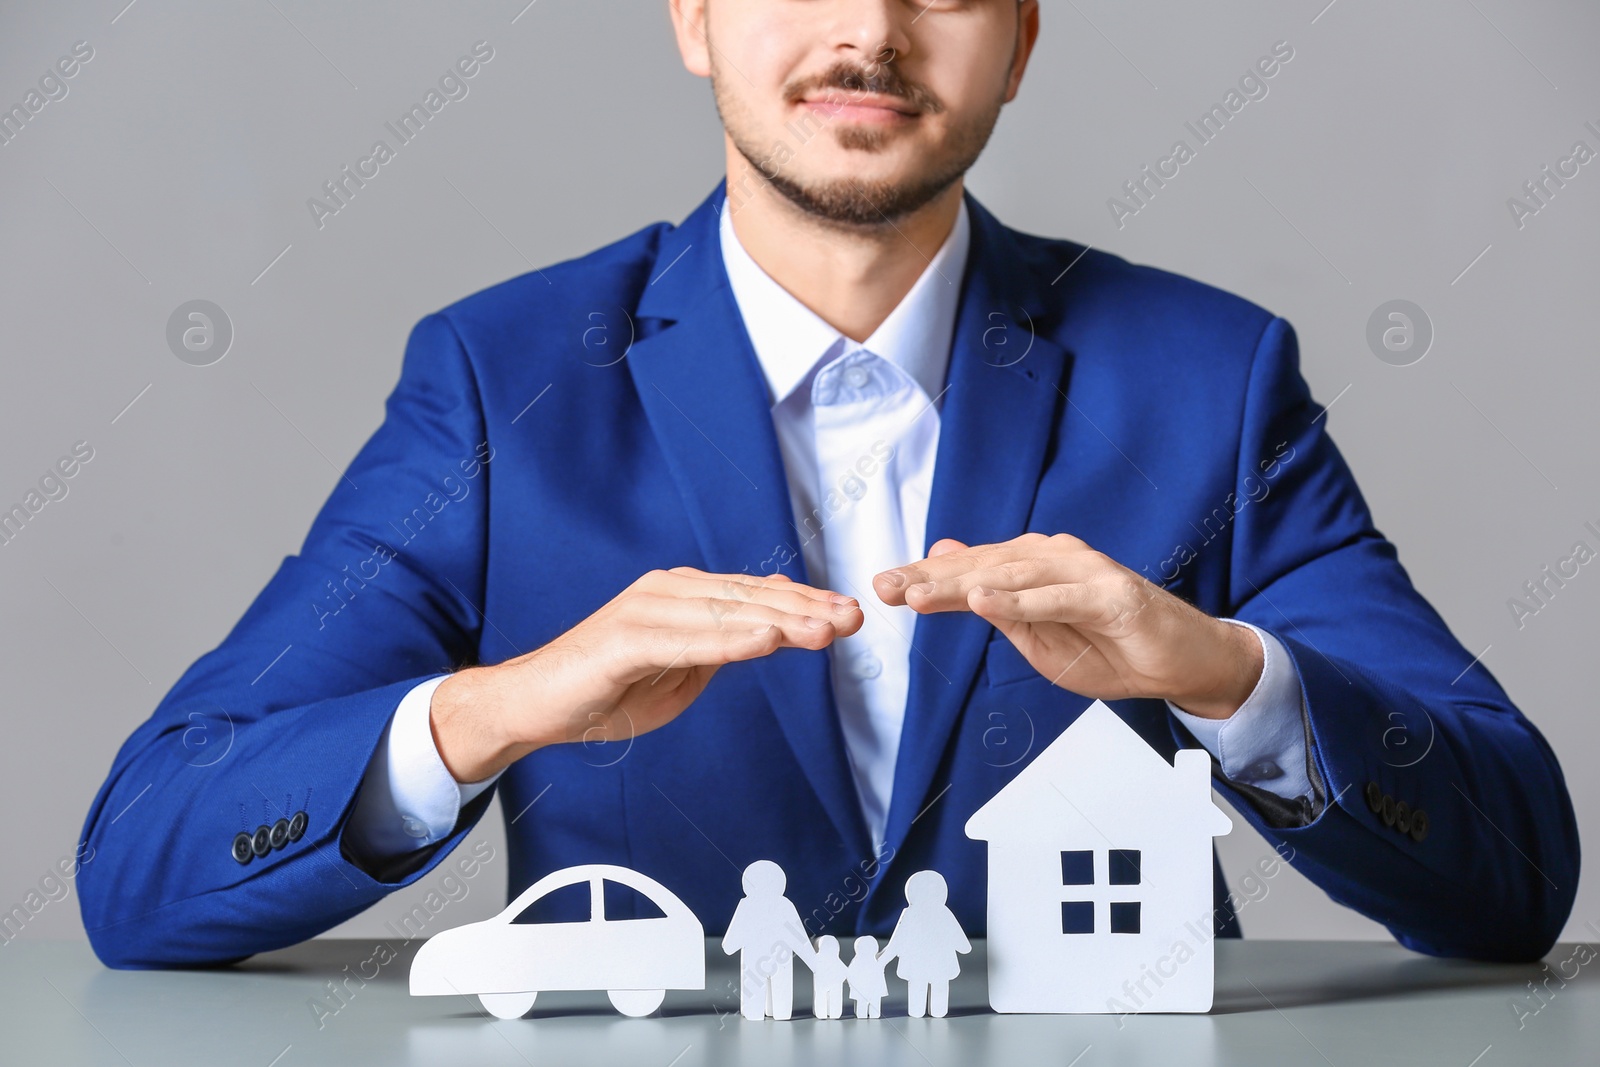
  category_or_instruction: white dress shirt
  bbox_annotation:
[344,196,1315,860]
[721,198,967,846]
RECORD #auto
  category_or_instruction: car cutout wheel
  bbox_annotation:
[479,991,537,1019]
[608,989,666,1017]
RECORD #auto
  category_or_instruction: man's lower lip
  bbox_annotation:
[801,100,918,123]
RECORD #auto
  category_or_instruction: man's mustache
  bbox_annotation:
[786,60,944,115]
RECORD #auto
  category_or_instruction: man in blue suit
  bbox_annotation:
[80,0,1576,969]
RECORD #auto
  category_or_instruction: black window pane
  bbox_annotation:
[1061,850,1094,885]
[512,880,590,924]
[1062,900,1094,934]
[603,880,667,920]
[1109,849,1141,885]
[1110,901,1141,934]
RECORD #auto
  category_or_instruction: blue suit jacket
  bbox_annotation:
[79,181,1578,967]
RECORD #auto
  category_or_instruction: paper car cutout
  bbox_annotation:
[409,862,706,1018]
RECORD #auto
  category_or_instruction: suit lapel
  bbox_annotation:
[879,192,1074,859]
[626,182,875,860]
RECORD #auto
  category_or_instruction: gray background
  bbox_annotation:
[1,0,1594,947]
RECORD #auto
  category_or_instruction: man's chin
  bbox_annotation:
[763,167,958,228]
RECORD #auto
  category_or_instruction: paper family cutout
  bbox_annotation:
[410,700,1229,1019]
[722,860,970,1020]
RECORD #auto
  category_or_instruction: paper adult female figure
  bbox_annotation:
[880,870,972,1018]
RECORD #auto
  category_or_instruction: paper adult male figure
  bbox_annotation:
[721,860,817,1021]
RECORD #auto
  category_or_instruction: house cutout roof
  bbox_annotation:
[965,700,1232,841]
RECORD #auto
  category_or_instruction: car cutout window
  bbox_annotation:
[602,878,669,921]
[510,878,591,924]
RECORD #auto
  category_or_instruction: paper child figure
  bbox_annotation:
[881,870,971,1018]
[846,935,888,1019]
[810,935,848,1019]
[721,860,817,1021]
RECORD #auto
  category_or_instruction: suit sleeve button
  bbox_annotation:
[1365,781,1383,813]
[231,832,254,865]
[1381,794,1397,827]
[288,810,308,841]
[1394,801,1411,834]
[1409,808,1430,842]
[251,825,273,857]
[269,818,291,849]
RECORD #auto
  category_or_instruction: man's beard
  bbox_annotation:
[713,57,1005,228]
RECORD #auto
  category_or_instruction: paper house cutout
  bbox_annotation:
[964,700,1231,1014]
[410,863,705,1018]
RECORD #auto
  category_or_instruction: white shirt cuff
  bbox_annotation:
[1166,620,1313,801]
[345,675,504,859]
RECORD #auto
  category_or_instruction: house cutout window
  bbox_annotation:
[1109,848,1141,933]
[1061,850,1094,933]
[1059,848,1143,935]
[1061,850,1093,885]
[1110,901,1141,933]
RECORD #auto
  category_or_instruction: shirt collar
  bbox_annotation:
[718,195,971,407]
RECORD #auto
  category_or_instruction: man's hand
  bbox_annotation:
[430,567,863,783]
[872,533,1262,719]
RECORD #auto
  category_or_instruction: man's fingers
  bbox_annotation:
[894,556,1108,612]
[628,613,837,673]
[878,540,1035,595]
[978,614,1102,690]
[968,579,1157,632]
[652,567,859,616]
[873,532,1094,605]
[617,588,857,639]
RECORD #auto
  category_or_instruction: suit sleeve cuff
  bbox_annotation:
[1166,619,1314,801]
[345,675,504,859]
